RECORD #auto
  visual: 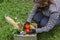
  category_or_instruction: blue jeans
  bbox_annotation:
[33,12,60,27]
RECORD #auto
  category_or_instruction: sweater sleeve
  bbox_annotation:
[27,6,37,23]
[36,4,60,33]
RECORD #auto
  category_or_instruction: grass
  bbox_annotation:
[0,0,60,40]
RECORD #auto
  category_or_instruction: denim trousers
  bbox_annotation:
[33,12,60,27]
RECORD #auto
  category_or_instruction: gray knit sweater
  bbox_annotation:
[27,0,60,33]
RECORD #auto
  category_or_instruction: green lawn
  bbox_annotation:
[0,0,60,40]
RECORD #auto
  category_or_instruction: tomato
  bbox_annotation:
[26,29,30,33]
[25,24,30,29]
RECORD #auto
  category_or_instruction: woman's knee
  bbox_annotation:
[40,17,49,27]
[33,12,44,23]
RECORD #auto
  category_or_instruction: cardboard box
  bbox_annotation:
[14,34,37,40]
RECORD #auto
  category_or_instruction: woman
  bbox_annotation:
[24,0,60,34]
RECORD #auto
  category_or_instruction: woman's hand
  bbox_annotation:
[23,21,30,33]
[23,21,36,34]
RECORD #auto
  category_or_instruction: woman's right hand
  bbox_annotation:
[23,21,30,33]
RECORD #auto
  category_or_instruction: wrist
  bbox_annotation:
[26,21,30,24]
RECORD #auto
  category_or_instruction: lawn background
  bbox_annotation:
[0,0,60,40]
